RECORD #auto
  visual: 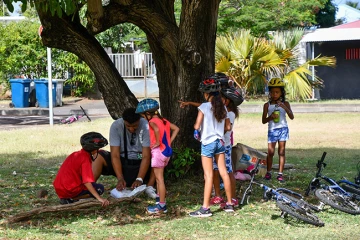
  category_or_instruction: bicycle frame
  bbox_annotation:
[254,182,307,210]
[306,152,358,200]
[337,178,360,190]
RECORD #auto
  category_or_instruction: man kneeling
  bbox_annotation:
[92,108,156,198]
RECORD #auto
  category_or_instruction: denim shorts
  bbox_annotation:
[201,139,225,158]
[213,145,233,173]
[268,127,289,143]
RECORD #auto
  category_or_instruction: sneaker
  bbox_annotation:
[220,199,239,209]
[277,174,285,183]
[210,196,225,205]
[222,203,235,212]
[264,172,272,180]
[147,204,167,214]
[145,186,157,199]
[232,198,239,207]
[189,207,212,217]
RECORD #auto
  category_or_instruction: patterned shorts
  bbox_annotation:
[268,127,289,143]
[213,145,233,173]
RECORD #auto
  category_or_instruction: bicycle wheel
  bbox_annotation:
[281,193,321,212]
[315,189,360,215]
[276,199,324,227]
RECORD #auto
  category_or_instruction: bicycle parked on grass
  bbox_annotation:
[240,159,324,227]
[305,152,360,215]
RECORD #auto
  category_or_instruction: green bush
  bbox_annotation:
[166,147,199,178]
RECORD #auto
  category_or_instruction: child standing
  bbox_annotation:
[189,77,234,217]
[53,132,110,207]
[135,98,180,214]
[262,78,294,183]
[214,87,243,208]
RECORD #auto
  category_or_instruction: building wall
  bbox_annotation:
[312,40,360,99]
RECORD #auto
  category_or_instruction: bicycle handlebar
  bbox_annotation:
[315,152,327,177]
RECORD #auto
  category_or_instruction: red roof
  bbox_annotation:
[332,20,360,29]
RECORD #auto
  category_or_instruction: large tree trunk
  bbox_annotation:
[36,0,221,149]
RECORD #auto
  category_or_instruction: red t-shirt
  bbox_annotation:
[53,149,95,198]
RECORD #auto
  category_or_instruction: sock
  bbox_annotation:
[202,206,209,210]
[156,194,159,198]
[267,171,272,174]
[231,198,237,201]
[159,202,166,207]
[278,172,283,176]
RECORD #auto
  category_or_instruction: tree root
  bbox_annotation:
[6,197,140,223]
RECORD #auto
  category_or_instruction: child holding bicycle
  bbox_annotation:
[189,76,234,217]
[135,98,180,214]
[262,78,294,183]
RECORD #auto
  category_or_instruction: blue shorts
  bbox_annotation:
[268,127,289,143]
[201,139,225,158]
[213,145,233,173]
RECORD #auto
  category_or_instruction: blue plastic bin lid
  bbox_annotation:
[34,78,57,83]
[9,78,31,83]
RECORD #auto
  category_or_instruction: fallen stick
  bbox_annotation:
[6,197,139,223]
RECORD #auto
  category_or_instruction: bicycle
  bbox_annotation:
[337,161,360,197]
[240,159,324,227]
[60,106,91,124]
[305,152,360,215]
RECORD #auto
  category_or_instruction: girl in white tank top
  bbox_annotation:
[261,78,294,183]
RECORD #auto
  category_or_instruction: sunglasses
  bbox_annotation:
[130,133,136,146]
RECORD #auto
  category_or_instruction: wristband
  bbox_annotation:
[136,177,143,183]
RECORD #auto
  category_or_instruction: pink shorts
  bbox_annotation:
[151,147,170,168]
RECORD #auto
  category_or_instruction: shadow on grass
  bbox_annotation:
[1,147,360,230]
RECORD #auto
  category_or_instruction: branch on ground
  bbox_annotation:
[6,197,140,224]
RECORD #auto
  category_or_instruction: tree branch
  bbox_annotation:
[86,0,178,60]
[6,197,140,223]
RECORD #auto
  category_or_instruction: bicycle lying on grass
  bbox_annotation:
[240,159,324,227]
[337,161,360,197]
[305,152,360,215]
[60,106,91,124]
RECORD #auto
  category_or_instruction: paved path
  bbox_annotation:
[1,98,359,130]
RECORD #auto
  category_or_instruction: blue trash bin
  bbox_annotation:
[9,79,31,108]
[34,79,57,108]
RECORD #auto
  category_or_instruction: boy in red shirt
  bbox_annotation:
[53,132,110,207]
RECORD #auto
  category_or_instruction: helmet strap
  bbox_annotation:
[90,150,99,162]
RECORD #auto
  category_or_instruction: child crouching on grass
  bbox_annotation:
[53,132,110,207]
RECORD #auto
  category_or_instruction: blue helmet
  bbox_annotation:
[135,98,159,113]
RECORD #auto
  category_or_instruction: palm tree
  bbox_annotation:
[215,29,336,100]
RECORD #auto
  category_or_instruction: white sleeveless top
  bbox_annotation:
[267,102,288,130]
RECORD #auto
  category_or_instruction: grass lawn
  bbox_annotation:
[0,113,360,239]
